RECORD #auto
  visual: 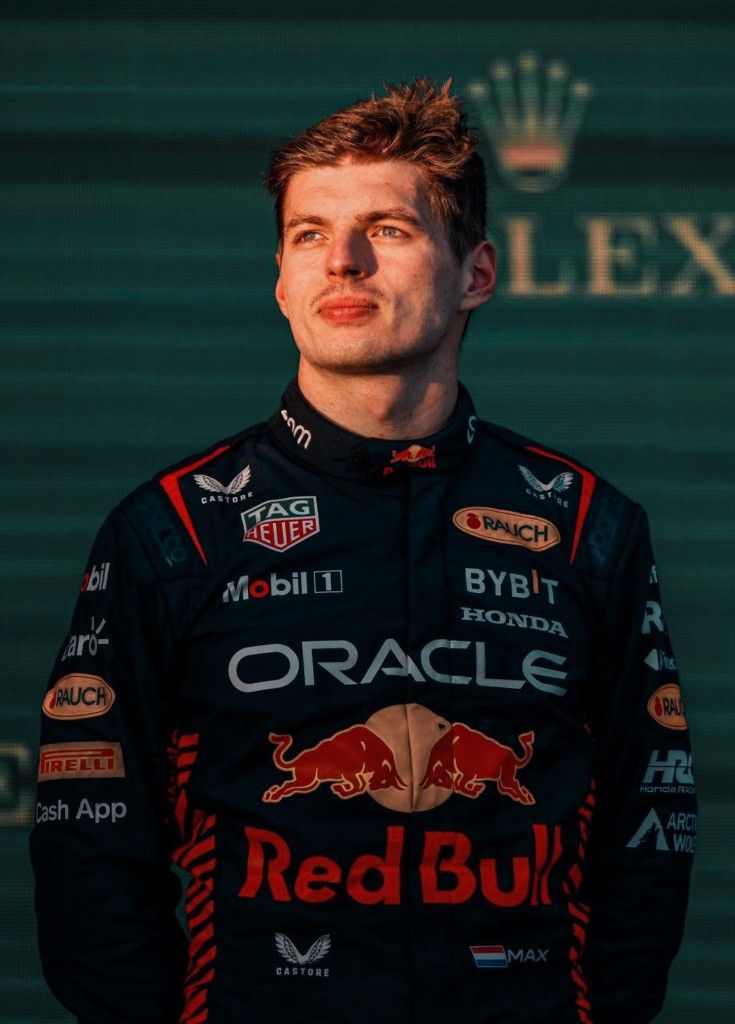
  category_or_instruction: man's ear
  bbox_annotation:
[459,240,496,312]
[274,273,289,320]
[274,247,290,319]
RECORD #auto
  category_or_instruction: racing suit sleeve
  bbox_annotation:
[582,503,697,1023]
[29,504,187,1024]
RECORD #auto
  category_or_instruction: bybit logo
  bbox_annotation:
[468,52,592,194]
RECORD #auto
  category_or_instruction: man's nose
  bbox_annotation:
[326,230,373,278]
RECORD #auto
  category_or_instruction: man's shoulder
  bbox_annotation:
[156,421,267,485]
[476,415,634,500]
[474,416,643,577]
[111,420,267,574]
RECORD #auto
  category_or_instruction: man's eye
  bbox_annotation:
[294,230,323,243]
[376,226,404,238]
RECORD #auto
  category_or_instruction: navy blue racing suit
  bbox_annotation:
[30,380,696,1024]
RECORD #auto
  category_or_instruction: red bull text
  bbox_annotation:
[239,823,563,906]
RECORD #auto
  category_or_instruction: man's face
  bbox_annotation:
[274,159,485,376]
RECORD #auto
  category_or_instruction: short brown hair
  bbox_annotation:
[266,78,486,264]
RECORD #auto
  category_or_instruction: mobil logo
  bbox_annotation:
[222,570,343,603]
[80,562,110,593]
[262,704,535,813]
[241,496,319,553]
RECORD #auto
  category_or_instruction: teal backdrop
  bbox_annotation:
[2,2,733,1021]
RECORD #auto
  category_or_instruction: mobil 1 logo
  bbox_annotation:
[80,562,110,593]
[223,570,343,603]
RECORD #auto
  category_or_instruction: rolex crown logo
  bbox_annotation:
[468,52,592,194]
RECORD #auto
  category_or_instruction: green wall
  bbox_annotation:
[2,2,733,1020]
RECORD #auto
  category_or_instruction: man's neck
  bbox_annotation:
[296,362,459,440]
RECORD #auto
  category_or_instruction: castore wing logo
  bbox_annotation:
[194,466,252,501]
[518,465,573,495]
[275,933,331,966]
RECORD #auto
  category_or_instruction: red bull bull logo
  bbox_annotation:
[263,726,407,803]
[263,705,535,812]
[420,724,535,804]
[389,444,437,468]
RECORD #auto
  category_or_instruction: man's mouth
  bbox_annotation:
[317,297,379,324]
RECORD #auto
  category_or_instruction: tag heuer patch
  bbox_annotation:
[241,496,319,552]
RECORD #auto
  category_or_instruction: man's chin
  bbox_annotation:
[309,351,437,376]
[299,334,446,376]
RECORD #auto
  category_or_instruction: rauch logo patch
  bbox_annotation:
[647,684,687,731]
[42,673,116,720]
[453,507,560,551]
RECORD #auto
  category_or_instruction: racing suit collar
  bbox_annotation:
[267,378,478,482]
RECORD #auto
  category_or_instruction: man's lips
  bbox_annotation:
[317,297,379,323]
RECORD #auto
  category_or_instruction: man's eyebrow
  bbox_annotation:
[284,214,328,231]
[358,208,423,227]
[283,208,423,232]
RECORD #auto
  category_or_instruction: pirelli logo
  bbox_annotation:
[37,742,125,781]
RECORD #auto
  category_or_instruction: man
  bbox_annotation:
[31,80,695,1024]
